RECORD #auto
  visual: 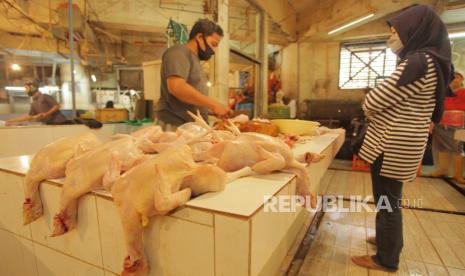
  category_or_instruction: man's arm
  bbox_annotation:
[6,114,33,124]
[167,76,231,117]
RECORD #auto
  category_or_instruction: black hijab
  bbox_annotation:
[387,5,454,123]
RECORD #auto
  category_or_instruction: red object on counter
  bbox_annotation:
[444,88,465,111]
[441,88,465,127]
[440,110,465,127]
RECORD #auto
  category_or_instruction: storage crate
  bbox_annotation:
[95,108,128,123]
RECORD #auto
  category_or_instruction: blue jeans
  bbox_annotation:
[371,154,403,270]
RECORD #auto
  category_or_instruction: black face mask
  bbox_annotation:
[196,36,215,61]
[26,86,37,97]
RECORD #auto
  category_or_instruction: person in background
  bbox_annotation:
[282,95,297,119]
[105,100,115,108]
[352,5,453,272]
[432,72,465,184]
[157,19,232,130]
[6,80,67,125]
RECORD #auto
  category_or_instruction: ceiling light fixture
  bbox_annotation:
[328,13,375,35]
[11,64,21,71]
[449,31,465,39]
[91,74,97,82]
[5,86,25,91]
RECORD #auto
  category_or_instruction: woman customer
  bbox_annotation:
[352,5,453,272]
[432,72,465,184]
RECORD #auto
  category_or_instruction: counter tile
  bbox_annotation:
[0,229,38,276]
[34,242,105,276]
[145,216,215,276]
[95,197,128,274]
[214,214,250,276]
[30,183,104,267]
[0,173,32,238]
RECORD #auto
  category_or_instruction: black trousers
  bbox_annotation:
[370,154,403,269]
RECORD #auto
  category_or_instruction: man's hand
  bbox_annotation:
[36,112,50,120]
[211,103,233,119]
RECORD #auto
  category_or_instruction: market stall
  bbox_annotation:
[0,130,344,276]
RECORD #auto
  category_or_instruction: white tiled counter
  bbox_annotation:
[0,123,151,158]
[0,131,344,276]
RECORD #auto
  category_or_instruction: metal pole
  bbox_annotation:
[68,0,77,117]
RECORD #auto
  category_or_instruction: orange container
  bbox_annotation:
[352,154,370,171]
[352,154,423,176]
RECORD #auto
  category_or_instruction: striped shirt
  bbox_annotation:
[359,54,437,182]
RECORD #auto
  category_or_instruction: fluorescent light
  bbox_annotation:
[11,64,21,71]
[207,81,212,87]
[449,31,465,39]
[328,13,375,35]
[39,86,60,93]
[91,74,97,82]
[5,86,59,93]
[5,86,25,91]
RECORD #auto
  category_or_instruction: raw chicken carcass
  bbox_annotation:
[190,112,324,206]
[23,133,101,225]
[51,136,147,236]
[214,119,280,137]
[138,122,211,153]
[111,145,250,276]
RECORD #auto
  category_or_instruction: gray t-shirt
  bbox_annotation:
[29,93,67,124]
[157,44,209,126]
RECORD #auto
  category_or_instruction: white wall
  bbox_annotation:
[281,41,366,104]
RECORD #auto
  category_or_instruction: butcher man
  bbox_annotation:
[156,19,232,130]
[6,80,67,125]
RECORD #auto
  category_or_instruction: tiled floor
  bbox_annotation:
[297,200,465,276]
[288,167,465,276]
[321,169,465,213]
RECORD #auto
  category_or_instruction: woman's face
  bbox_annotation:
[387,26,404,55]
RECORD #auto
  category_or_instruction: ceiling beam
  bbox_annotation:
[445,0,465,10]
[96,21,166,35]
[297,0,437,41]
[230,31,288,46]
[247,0,296,41]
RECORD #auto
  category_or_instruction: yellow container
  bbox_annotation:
[270,119,320,135]
[95,108,128,123]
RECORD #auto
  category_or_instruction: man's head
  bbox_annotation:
[25,80,40,97]
[450,72,464,91]
[189,19,223,61]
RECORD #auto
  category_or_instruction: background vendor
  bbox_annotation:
[6,80,67,125]
[157,19,232,130]
[432,72,465,184]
